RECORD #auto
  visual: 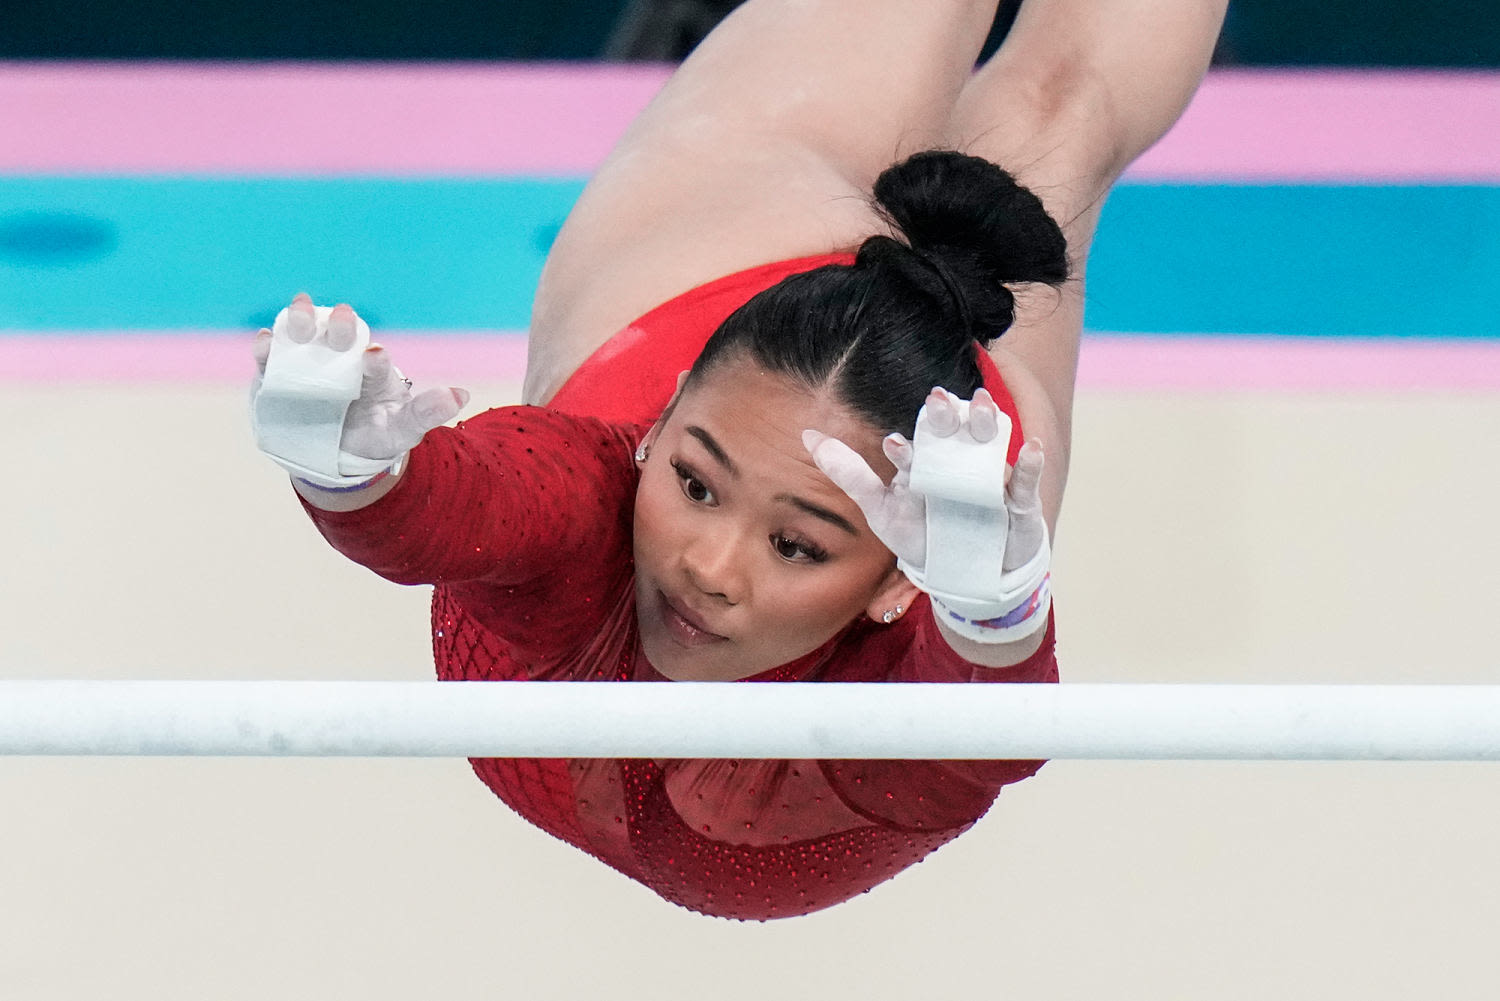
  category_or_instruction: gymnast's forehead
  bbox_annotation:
[671,359,892,478]
[679,358,866,430]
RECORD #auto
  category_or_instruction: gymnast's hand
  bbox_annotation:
[251,294,469,492]
[803,387,1052,643]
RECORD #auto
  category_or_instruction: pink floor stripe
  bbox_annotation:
[2,63,1496,180]
[4,333,1498,391]
[0,333,530,385]
[1131,70,1500,183]
[1078,336,1500,392]
[0,62,670,176]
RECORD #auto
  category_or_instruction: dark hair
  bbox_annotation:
[688,150,1069,438]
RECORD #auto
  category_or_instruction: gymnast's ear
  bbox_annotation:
[864,566,921,626]
[654,370,690,429]
[636,371,692,466]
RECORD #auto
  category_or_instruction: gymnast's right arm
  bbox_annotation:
[250,295,636,587]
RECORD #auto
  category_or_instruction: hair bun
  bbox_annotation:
[696,151,1069,437]
[871,151,1068,343]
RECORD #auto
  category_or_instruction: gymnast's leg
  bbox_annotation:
[524,0,1006,405]
[943,0,1228,519]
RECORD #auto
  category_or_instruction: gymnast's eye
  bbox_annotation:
[670,459,715,504]
[772,533,828,564]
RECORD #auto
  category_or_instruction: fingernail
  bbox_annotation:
[286,308,315,343]
[327,317,358,350]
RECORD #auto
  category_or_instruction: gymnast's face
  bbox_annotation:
[632,358,915,682]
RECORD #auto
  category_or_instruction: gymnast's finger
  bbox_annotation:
[882,433,913,474]
[360,344,395,395]
[969,388,999,443]
[803,430,887,511]
[922,387,960,437]
[326,303,360,352]
[285,293,316,344]
[253,328,272,374]
[404,387,471,436]
[1007,438,1045,513]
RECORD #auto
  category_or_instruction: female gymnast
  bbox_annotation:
[251,0,1227,920]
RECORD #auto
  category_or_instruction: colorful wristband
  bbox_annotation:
[935,573,1051,635]
[294,454,404,494]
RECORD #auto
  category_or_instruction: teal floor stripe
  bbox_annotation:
[0,178,1495,338]
[1089,185,1500,339]
[0,177,583,330]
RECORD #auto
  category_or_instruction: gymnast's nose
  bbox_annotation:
[681,528,746,605]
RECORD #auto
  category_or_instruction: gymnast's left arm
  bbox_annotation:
[805,386,1051,669]
[250,295,469,514]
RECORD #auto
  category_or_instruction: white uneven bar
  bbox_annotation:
[2,681,1500,760]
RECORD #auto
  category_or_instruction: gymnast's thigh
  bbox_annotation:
[937,0,1225,525]
[522,0,1001,405]
[524,146,874,405]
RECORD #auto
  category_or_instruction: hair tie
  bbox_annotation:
[913,249,975,338]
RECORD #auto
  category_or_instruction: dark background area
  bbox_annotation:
[2,0,1495,65]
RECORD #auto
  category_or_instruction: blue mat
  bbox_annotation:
[1,178,1494,338]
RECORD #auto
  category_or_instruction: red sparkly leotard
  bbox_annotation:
[305,255,1056,920]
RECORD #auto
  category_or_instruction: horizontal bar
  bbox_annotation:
[2,682,1499,760]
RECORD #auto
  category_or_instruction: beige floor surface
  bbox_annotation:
[2,378,1498,1000]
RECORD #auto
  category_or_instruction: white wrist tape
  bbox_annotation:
[897,398,1051,644]
[251,306,396,489]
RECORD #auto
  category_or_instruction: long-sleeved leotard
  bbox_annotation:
[304,257,1057,920]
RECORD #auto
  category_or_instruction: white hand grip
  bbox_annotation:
[252,306,372,480]
[904,398,1012,602]
[907,398,1011,508]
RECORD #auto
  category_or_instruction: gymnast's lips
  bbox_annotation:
[658,591,729,647]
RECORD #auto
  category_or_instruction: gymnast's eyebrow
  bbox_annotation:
[773,494,860,537]
[686,425,859,536]
[686,426,738,476]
